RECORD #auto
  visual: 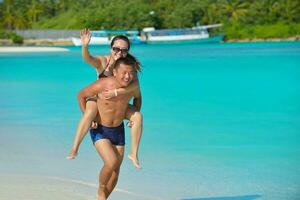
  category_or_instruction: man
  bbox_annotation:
[77,55,142,200]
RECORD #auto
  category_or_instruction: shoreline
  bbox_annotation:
[0,38,73,46]
[0,36,300,47]
[0,46,70,53]
[0,173,161,200]
[224,35,300,43]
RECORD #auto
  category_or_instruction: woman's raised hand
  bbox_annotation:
[99,89,116,100]
[80,28,91,46]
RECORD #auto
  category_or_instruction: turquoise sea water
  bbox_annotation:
[1,42,300,200]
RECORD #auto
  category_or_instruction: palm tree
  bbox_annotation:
[218,0,250,23]
[14,10,29,29]
[40,0,57,18]
[2,0,15,29]
[280,0,300,24]
[57,0,71,12]
[27,0,43,24]
[203,2,223,24]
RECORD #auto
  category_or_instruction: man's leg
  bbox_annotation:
[106,145,124,198]
[125,105,143,169]
[94,139,120,200]
[67,100,98,159]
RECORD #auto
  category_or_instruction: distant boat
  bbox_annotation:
[71,37,109,46]
[141,24,224,44]
[71,30,143,46]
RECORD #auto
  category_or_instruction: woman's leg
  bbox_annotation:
[125,105,143,169]
[67,100,98,159]
[94,140,124,200]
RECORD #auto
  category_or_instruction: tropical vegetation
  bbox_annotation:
[0,0,300,40]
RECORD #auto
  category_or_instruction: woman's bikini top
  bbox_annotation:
[98,56,113,79]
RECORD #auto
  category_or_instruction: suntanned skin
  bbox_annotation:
[78,65,141,127]
[67,29,142,169]
[77,63,141,200]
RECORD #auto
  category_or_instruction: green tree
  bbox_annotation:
[14,10,29,29]
[2,0,15,30]
[27,0,43,24]
[57,0,72,12]
[278,0,300,24]
[218,0,250,24]
[202,2,223,24]
[40,0,57,18]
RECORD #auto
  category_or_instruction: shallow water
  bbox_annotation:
[1,42,300,200]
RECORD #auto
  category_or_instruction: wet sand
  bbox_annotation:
[0,173,161,200]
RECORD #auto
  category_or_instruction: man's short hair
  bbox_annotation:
[113,54,141,72]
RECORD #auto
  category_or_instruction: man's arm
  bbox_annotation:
[77,79,103,112]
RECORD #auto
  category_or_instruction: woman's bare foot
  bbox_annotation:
[67,149,78,160]
[128,154,142,169]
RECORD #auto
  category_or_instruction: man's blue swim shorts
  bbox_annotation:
[90,122,125,146]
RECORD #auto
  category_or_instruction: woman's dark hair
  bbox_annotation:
[113,54,142,73]
[110,35,130,50]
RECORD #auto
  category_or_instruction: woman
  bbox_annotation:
[67,29,143,169]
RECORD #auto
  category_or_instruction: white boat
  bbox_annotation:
[141,24,224,44]
[71,30,143,46]
[71,37,110,46]
[71,30,110,46]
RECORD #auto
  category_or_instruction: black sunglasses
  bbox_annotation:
[112,46,129,54]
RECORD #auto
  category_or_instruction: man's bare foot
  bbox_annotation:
[128,154,142,169]
[67,150,78,160]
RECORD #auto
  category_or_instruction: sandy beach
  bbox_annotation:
[1,36,299,48]
[0,46,69,53]
[0,173,160,200]
[225,35,300,43]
